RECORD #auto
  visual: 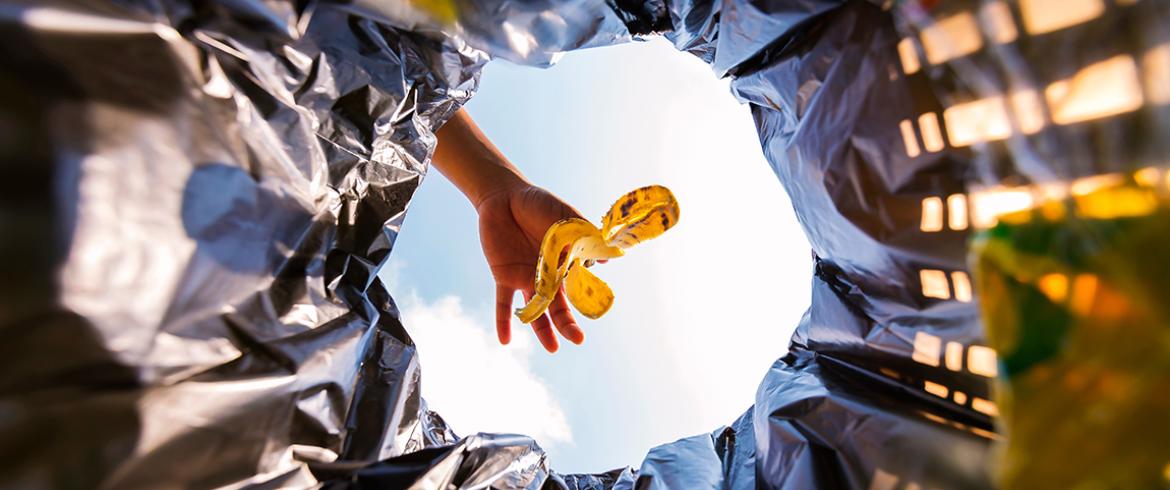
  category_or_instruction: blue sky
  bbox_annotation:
[382,38,813,474]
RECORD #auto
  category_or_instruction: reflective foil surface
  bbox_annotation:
[12,0,1126,488]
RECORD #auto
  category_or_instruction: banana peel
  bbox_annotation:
[409,0,457,23]
[515,185,680,324]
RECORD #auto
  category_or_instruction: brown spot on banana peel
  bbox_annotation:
[620,197,636,217]
[565,262,614,320]
[601,185,679,245]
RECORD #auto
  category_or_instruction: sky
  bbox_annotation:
[381,37,814,474]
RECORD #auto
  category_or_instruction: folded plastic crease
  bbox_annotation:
[0,0,999,488]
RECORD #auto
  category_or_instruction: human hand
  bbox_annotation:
[475,184,587,352]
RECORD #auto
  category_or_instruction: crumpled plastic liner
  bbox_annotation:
[1,0,1001,488]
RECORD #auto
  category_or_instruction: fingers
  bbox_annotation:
[523,290,560,353]
[548,288,585,345]
[495,285,513,345]
[532,314,560,353]
[506,286,586,354]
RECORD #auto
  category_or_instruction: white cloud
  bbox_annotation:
[399,292,574,448]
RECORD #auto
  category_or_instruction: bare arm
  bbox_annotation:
[431,108,586,353]
[432,109,528,208]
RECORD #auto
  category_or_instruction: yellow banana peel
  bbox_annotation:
[515,185,680,324]
[409,0,457,24]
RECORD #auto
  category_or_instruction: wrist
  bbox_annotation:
[470,166,529,211]
[432,108,531,211]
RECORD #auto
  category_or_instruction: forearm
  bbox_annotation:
[432,108,529,208]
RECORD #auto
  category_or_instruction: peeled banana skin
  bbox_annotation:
[564,262,613,319]
[409,0,457,23]
[515,185,679,324]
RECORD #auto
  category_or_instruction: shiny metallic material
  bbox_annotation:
[1,0,477,486]
[2,0,1043,488]
[606,1,996,487]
